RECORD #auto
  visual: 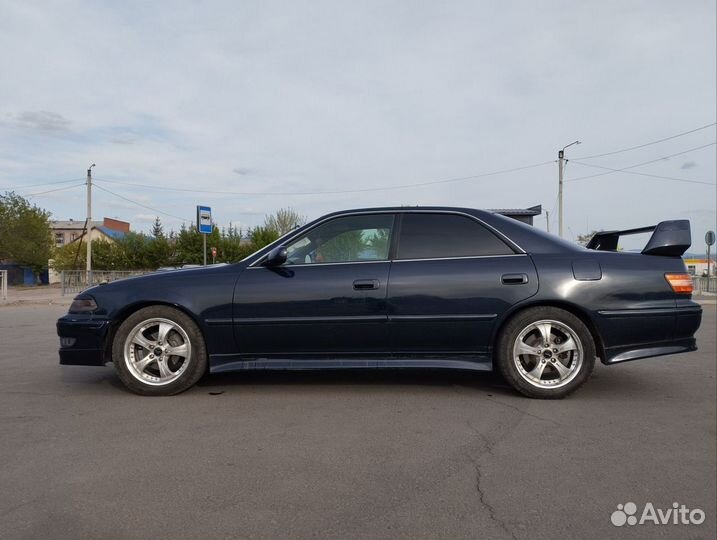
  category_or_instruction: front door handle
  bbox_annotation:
[353,279,380,290]
[501,273,528,285]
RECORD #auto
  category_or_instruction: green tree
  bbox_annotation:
[366,228,390,258]
[320,230,364,262]
[115,232,152,269]
[250,226,280,249]
[51,238,86,271]
[151,216,164,238]
[0,192,53,281]
[147,217,172,267]
[174,223,204,265]
[219,223,253,262]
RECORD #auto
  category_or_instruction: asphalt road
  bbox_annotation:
[1,303,715,540]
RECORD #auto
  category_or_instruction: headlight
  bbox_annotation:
[69,295,98,313]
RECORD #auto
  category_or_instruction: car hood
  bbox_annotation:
[83,264,236,296]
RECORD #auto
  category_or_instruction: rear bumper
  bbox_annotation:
[57,316,111,366]
[603,337,697,364]
[597,303,702,364]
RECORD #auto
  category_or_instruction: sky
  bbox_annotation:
[0,0,715,250]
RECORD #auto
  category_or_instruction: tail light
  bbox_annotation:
[664,273,693,294]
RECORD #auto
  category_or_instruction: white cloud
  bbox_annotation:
[14,111,71,132]
[0,0,714,239]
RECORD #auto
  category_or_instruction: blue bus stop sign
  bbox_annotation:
[197,206,212,234]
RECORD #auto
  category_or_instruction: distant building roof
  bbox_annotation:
[96,226,127,240]
[102,217,130,233]
[51,220,102,230]
[490,205,542,217]
[489,205,542,226]
[66,225,128,244]
[52,218,130,231]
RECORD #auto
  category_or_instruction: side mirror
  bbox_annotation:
[264,246,288,267]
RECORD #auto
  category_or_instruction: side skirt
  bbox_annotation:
[209,356,493,374]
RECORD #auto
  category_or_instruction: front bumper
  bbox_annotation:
[57,315,112,366]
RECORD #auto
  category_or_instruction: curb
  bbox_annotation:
[0,299,72,308]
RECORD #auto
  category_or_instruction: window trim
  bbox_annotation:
[393,253,528,263]
[393,211,521,261]
[247,259,391,269]
[401,210,524,255]
[251,212,396,267]
[248,209,525,267]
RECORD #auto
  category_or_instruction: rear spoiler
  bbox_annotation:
[586,220,691,257]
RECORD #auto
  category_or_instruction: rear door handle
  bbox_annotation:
[501,273,528,285]
[353,279,380,290]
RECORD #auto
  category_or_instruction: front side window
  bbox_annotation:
[397,213,515,259]
[285,214,394,264]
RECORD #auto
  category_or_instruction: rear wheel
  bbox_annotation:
[496,306,595,398]
[112,306,207,396]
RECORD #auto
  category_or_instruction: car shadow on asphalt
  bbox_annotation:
[59,363,518,396]
[196,368,516,395]
[62,354,678,398]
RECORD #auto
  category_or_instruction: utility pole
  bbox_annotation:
[545,210,550,233]
[558,140,581,238]
[86,164,95,285]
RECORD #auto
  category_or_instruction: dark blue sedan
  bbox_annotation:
[57,207,702,398]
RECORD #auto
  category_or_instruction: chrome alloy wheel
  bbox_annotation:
[512,319,584,389]
[123,318,192,386]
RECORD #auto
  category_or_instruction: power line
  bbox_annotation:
[566,142,716,183]
[572,122,716,160]
[92,183,190,222]
[2,122,714,195]
[20,183,86,198]
[93,160,556,196]
[569,160,716,186]
[0,178,85,192]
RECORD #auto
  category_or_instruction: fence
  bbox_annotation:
[60,270,152,296]
[0,270,7,301]
[693,276,717,295]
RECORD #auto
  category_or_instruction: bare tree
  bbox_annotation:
[264,207,307,235]
[576,230,601,247]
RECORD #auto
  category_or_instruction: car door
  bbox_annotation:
[387,212,538,356]
[233,213,396,357]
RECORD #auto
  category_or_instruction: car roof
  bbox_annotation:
[322,205,491,217]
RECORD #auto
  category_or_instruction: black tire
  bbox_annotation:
[496,306,595,399]
[112,305,207,396]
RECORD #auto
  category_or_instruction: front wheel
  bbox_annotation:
[496,307,595,399]
[112,306,207,396]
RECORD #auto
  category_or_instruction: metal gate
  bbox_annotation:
[60,270,151,296]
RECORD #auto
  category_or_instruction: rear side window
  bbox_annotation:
[397,213,515,259]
